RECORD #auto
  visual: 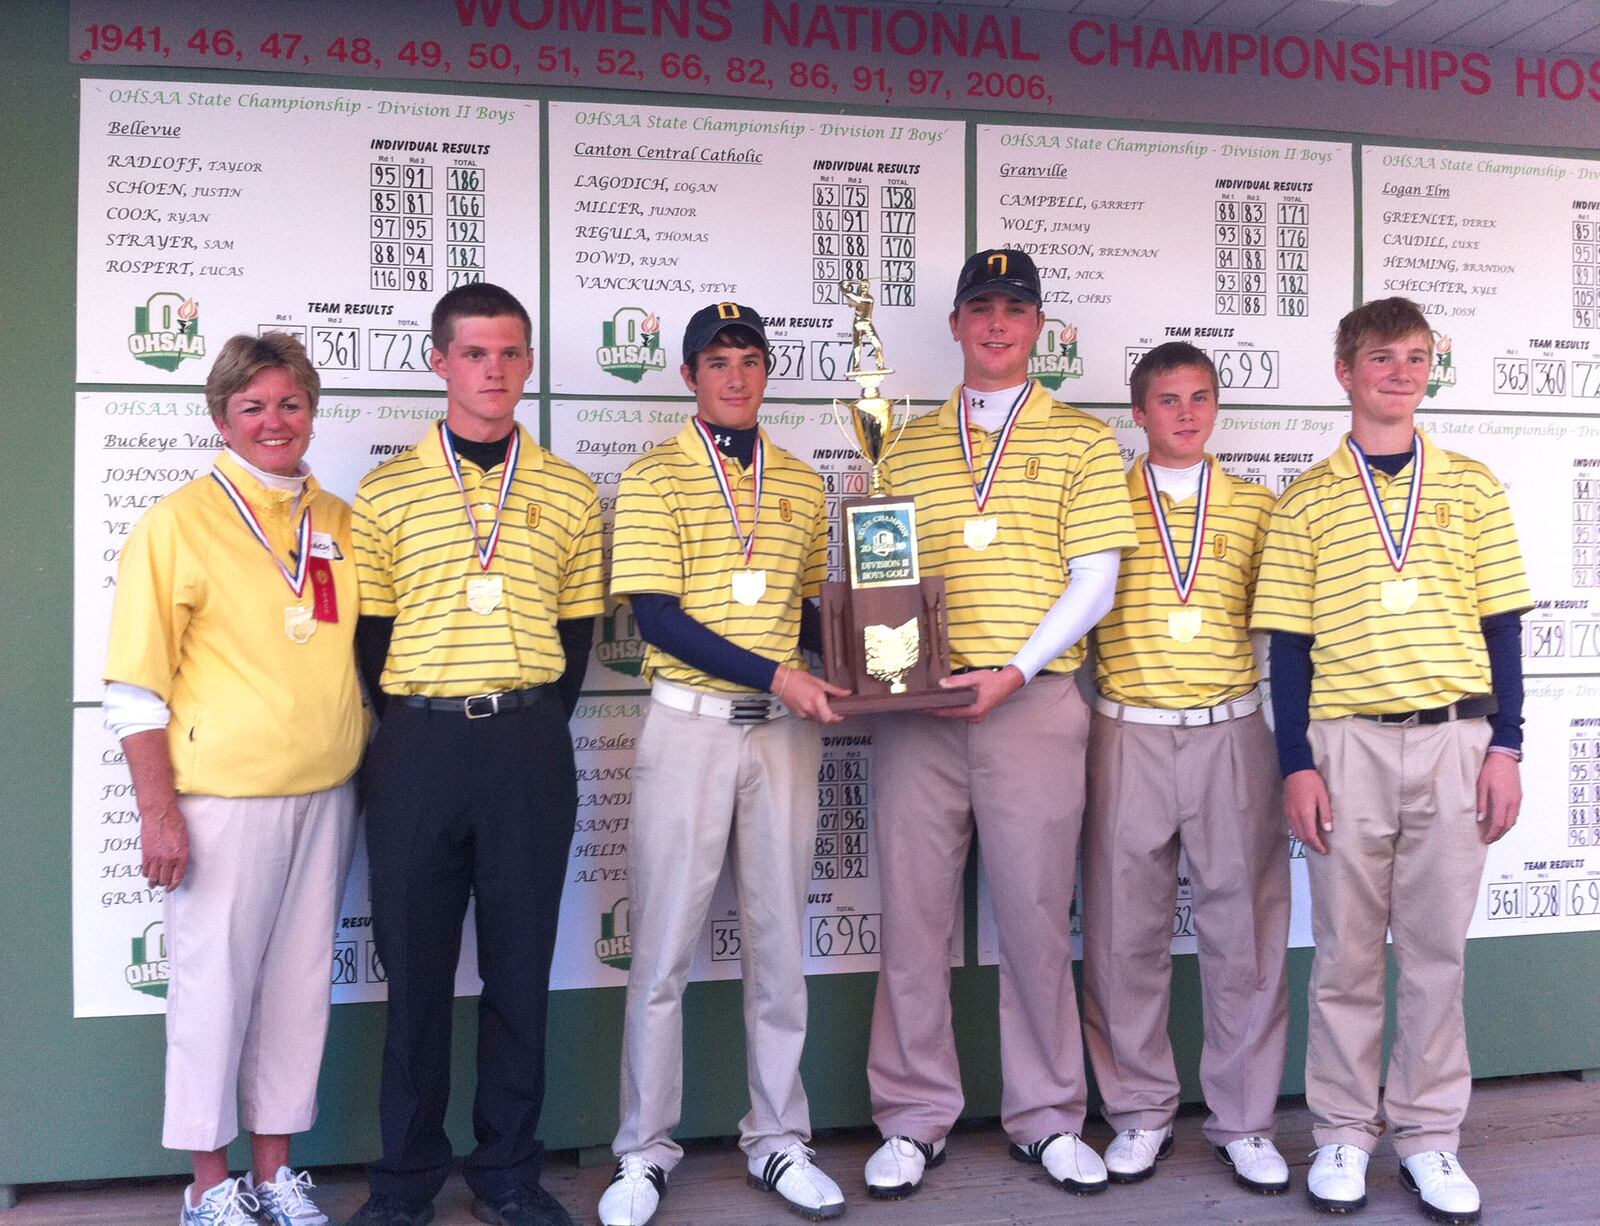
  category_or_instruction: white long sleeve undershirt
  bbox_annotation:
[1008,547,1123,682]
[1144,458,1205,502]
[962,384,1125,682]
[960,382,1030,431]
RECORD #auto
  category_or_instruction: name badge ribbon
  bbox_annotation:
[958,382,1031,550]
[1349,433,1424,614]
[692,417,767,605]
[212,466,334,631]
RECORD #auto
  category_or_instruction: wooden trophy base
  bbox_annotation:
[820,576,978,716]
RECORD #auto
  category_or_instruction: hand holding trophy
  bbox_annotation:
[821,281,975,714]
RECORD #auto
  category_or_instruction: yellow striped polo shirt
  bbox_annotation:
[1251,430,1531,718]
[880,382,1138,673]
[353,422,606,697]
[610,421,828,693]
[1095,457,1274,709]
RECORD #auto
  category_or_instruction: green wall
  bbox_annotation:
[3,1,1596,1189]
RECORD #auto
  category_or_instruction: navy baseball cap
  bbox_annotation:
[953,248,1042,309]
[682,302,769,365]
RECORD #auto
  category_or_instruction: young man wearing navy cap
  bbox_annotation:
[597,303,851,1226]
[863,250,1137,1199]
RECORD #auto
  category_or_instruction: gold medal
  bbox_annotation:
[1168,607,1202,642]
[732,568,767,606]
[466,574,503,614]
[439,423,520,605]
[1351,435,1425,619]
[963,515,998,551]
[284,605,316,644]
[1381,577,1418,614]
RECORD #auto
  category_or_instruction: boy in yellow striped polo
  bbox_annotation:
[598,303,850,1226]
[1252,297,1531,1225]
[862,249,1137,1200]
[1081,342,1290,1195]
[349,284,605,1226]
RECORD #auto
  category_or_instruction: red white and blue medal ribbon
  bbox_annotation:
[1349,433,1424,572]
[211,467,312,597]
[1142,460,1211,604]
[692,416,763,564]
[958,382,1031,511]
[438,421,520,570]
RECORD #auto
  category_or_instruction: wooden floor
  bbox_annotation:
[6,1073,1596,1224]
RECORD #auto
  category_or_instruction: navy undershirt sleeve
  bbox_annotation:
[1268,630,1316,777]
[556,617,595,719]
[631,592,781,692]
[1482,610,1524,754]
[628,423,813,692]
[799,598,823,656]
[356,614,395,718]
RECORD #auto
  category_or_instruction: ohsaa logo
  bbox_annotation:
[126,920,170,998]
[1030,320,1083,389]
[1427,331,1456,398]
[596,600,645,678]
[130,292,205,372]
[596,897,632,970]
[597,307,665,383]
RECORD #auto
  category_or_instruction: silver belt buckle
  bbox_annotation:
[730,697,772,724]
[463,693,500,719]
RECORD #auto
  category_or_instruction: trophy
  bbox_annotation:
[821,281,975,715]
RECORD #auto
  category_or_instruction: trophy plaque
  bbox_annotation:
[821,281,975,715]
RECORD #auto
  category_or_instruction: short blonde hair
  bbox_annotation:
[1334,298,1432,370]
[206,332,320,422]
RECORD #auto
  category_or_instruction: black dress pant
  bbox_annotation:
[362,691,577,1206]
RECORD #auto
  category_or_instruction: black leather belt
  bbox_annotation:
[1354,694,1497,727]
[398,686,553,719]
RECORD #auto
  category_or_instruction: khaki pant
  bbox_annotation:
[1304,716,1491,1157]
[1081,709,1289,1144]
[162,784,357,1151]
[613,699,822,1170]
[868,673,1091,1145]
